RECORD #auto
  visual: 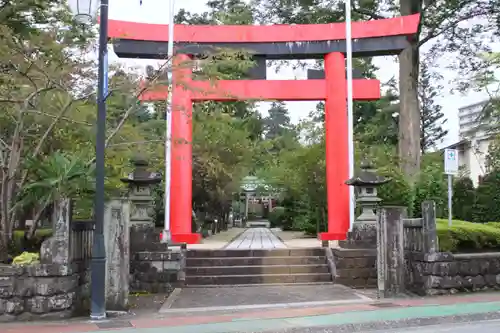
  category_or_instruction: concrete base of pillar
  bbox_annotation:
[339,222,377,249]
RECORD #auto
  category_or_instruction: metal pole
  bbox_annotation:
[163,0,176,243]
[90,0,108,320]
[245,192,249,219]
[345,0,355,231]
[448,174,453,227]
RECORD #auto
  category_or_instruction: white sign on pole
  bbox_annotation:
[444,149,459,175]
[444,148,458,227]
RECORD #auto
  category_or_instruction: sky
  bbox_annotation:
[108,0,495,148]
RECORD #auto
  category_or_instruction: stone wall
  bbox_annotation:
[130,246,186,294]
[0,263,89,322]
[408,252,500,296]
[332,248,377,288]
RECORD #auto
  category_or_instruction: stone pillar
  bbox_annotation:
[121,157,162,253]
[422,201,438,254]
[377,206,406,298]
[104,199,130,310]
[40,198,72,264]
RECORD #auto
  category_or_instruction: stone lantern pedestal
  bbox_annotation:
[339,161,391,249]
[121,157,163,253]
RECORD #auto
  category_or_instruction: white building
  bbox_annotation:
[447,100,495,187]
[458,100,489,139]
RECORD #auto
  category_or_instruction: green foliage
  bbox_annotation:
[473,170,500,222]
[437,219,500,253]
[268,206,286,228]
[453,177,475,221]
[378,167,413,208]
[12,252,40,266]
[413,160,448,217]
[419,62,448,153]
[486,136,500,171]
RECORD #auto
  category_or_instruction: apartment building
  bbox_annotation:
[448,100,494,186]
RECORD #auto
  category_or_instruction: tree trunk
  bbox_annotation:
[398,0,423,180]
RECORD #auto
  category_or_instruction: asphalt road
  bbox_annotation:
[274,320,500,333]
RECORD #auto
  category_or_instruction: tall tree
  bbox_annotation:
[357,90,400,147]
[264,102,292,140]
[419,62,448,153]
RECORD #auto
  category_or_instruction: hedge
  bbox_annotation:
[268,206,286,228]
[437,219,500,253]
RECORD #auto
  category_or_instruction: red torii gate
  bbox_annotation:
[108,14,420,244]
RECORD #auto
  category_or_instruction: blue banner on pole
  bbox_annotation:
[103,51,108,98]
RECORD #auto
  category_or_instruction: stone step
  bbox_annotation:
[185,282,335,288]
[187,264,329,276]
[186,273,332,285]
[186,248,325,258]
[186,256,327,267]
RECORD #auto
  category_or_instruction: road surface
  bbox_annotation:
[277,320,500,333]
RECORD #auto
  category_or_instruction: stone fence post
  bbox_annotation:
[421,201,438,254]
[104,199,130,311]
[377,206,406,298]
[40,198,71,264]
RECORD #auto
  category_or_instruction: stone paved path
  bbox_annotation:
[163,285,367,311]
[225,227,286,249]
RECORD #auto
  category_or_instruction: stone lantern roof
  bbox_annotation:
[120,156,162,186]
[345,160,392,187]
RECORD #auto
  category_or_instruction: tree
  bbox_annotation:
[419,62,448,153]
[260,123,328,235]
[453,177,475,221]
[369,0,500,177]
[252,0,500,179]
[0,12,98,259]
[356,89,399,147]
[473,171,500,222]
[264,102,292,140]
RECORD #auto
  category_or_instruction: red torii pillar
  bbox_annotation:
[141,54,380,244]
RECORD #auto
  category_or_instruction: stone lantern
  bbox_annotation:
[340,161,391,249]
[120,156,162,228]
[345,161,392,223]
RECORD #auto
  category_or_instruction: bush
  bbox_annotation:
[413,165,447,218]
[473,170,500,223]
[437,219,500,253]
[453,177,475,221]
[268,206,286,228]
